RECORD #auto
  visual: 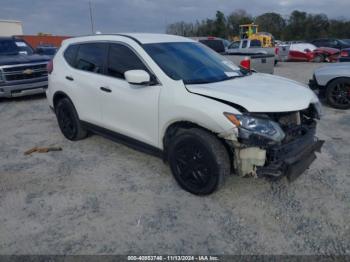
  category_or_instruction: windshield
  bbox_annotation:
[15,41,33,55]
[144,42,241,84]
[0,40,33,55]
[0,40,19,55]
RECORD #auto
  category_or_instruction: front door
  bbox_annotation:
[99,43,161,147]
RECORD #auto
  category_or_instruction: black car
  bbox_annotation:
[339,48,350,62]
[0,37,50,98]
[311,38,350,50]
[35,45,58,58]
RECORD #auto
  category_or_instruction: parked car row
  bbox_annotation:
[286,43,339,62]
[276,38,350,63]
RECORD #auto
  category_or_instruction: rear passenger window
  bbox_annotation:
[75,43,107,73]
[250,40,261,48]
[106,43,148,79]
[64,45,79,67]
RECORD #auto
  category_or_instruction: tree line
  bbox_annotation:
[166,10,350,41]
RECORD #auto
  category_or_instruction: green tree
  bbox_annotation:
[284,10,308,40]
[255,12,286,39]
[214,11,227,38]
[227,9,253,37]
[304,13,329,40]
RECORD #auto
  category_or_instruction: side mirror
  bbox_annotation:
[124,70,151,85]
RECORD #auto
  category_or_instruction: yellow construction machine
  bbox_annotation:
[239,24,274,48]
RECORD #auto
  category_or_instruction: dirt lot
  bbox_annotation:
[0,62,349,255]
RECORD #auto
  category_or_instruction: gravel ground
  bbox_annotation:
[0,62,349,255]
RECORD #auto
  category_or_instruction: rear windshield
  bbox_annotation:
[199,40,226,53]
[250,40,262,47]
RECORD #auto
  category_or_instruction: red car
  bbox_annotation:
[288,43,339,62]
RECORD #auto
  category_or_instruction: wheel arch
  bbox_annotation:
[326,76,350,88]
[162,120,234,168]
[53,91,72,109]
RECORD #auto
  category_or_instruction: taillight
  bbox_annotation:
[275,47,279,55]
[340,51,349,57]
[240,57,251,70]
[47,60,53,74]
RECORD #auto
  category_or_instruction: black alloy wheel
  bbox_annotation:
[326,78,350,109]
[55,98,88,140]
[168,128,230,195]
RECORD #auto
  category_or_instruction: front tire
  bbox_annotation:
[313,54,325,63]
[55,98,88,140]
[167,128,230,195]
[326,78,350,109]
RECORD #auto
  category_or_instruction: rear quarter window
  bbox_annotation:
[64,44,79,67]
[199,40,225,53]
[250,40,262,47]
[75,43,108,74]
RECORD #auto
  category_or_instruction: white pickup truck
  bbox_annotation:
[47,33,324,195]
[194,37,275,74]
[227,39,278,65]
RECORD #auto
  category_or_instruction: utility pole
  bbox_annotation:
[89,1,95,34]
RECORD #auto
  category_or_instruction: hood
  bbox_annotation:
[0,54,50,66]
[315,62,350,74]
[186,73,318,113]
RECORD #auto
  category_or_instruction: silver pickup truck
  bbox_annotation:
[195,37,275,74]
[227,39,278,65]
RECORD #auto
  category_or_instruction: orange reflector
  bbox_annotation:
[224,113,241,127]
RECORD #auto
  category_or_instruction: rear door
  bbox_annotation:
[99,43,161,147]
[68,42,108,125]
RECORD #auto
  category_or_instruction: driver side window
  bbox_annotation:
[229,41,240,49]
[106,43,148,79]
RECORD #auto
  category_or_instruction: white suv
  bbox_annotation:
[47,33,324,195]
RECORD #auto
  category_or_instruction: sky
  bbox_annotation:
[0,0,349,35]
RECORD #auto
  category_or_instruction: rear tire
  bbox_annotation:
[167,128,230,195]
[326,78,350,109]
[55,98,88,140]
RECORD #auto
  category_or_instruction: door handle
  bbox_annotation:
[100,86,112,93]
[65,76,74,81]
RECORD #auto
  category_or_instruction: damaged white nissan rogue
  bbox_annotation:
[47,33,324,195]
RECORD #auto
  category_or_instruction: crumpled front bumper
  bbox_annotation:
[256,127,324,181]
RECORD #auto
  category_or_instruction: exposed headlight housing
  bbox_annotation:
[224,112,285,143]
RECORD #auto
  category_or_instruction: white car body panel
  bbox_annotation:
[187,73,318,112]
[290,43,317,53]
[314,62,350,86]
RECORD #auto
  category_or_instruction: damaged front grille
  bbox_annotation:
[266,106,317,144]
[264,105,318,163]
